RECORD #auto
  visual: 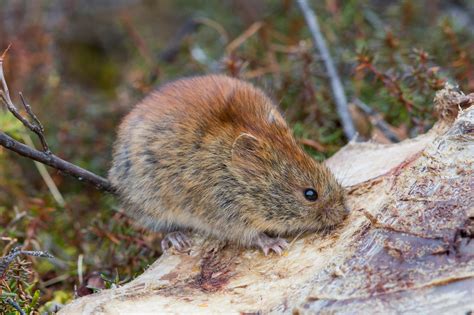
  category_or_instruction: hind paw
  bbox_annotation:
[161,231,191,252]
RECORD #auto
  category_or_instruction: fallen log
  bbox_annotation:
[60,85,474,314]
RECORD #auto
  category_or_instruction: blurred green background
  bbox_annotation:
[1,0,473,313]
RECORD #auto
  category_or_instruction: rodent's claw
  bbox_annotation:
[161,231,191,252]
[254,233,288,256]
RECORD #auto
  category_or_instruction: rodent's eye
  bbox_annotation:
[303,188,318,201]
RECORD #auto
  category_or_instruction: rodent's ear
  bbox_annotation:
[231,133,260,157]
[231,133,263,170]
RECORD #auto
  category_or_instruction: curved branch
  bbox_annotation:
[0,48,115,194]
[0,131,115,193]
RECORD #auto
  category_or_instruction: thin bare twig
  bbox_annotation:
[195,17,229,44]
[225,21,264,55]
[0,48,115,193]
[159,18,201,62]
[160,17,229,64]
[0,131,114,192]
[0,247,54,278]
[5,298,26,315]
[19,92,49,153]
[298,138,327,152]
[0,56,50,153]
[120,14,154,67]
[296,0,356,140]
[0,47,65,204]
[353,98,401,143]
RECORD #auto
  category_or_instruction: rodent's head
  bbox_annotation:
[231,131,348,236]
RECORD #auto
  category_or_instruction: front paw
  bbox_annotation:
[253,233,288,256]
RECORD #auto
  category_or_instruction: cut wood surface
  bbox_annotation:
[60,89,473,314]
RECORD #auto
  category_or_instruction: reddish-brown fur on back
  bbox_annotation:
[109,75,347,247]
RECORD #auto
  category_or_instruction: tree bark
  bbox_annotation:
[59,90,474,314]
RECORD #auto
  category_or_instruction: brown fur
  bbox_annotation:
[109,75,347,247]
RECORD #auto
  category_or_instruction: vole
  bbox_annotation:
[109,75,348,255]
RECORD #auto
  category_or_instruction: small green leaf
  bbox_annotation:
[30,290,40,309]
